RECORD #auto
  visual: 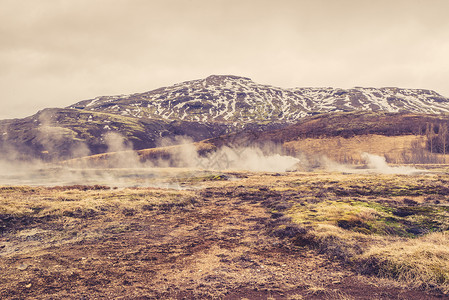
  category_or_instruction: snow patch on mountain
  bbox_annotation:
[68,75,449,125]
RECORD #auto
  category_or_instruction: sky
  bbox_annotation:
[1,0,449,119]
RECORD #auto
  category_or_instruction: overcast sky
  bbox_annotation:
[1,0,448,119]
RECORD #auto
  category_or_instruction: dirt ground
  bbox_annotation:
[0,172,447,299]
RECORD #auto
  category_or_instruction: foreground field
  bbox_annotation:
[1,170,449,299]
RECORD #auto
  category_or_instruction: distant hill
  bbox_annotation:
[1,75,449,161]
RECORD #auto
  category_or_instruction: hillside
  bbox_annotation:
[203,111,449,165]
[65,111,449,167]
[0,108,232,161]
[206,111,448,144]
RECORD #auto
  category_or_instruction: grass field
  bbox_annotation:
[1,169,449,299]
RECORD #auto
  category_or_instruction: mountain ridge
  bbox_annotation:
[68,75,449,124]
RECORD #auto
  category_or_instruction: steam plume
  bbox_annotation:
[325,152,425,175]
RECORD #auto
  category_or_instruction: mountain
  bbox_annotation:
[69,75,449,123]
[1,75,449,161]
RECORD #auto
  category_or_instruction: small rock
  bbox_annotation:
[25,283,32,288]
[17,263,30,271]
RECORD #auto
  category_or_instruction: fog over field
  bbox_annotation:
[0,132,426,187]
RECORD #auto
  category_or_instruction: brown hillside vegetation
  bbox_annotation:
[257,112,449,140]
[61,111,449,167]
[1,171,449,299]
[284,134,419,164]
[205,111,449,165]
[284,134,449,165]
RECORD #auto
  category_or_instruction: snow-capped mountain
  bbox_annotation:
[69,75,449,124]
[2,75,449,161]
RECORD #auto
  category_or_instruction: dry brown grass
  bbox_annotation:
[0,186,195,218]
[269,172,449,293]
[209,172,449,294]
[284,134,449,164]
[0,185,198,262]
[1,170,449,298]
[360,232,449,291]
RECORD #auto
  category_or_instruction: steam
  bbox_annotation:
[361,153,425,175]
[325,152,425,175]
[0,132,301,186]
[104,132,131,152]
[102,132,141,168]
[152,136,300,172]
[0,128,428,188]
[195,146,299,172]
[0,131,142,186]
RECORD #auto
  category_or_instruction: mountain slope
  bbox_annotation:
[69,75,449,124]
[0,108,230,160]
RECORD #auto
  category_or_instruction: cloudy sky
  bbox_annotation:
[1,0,448,119]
